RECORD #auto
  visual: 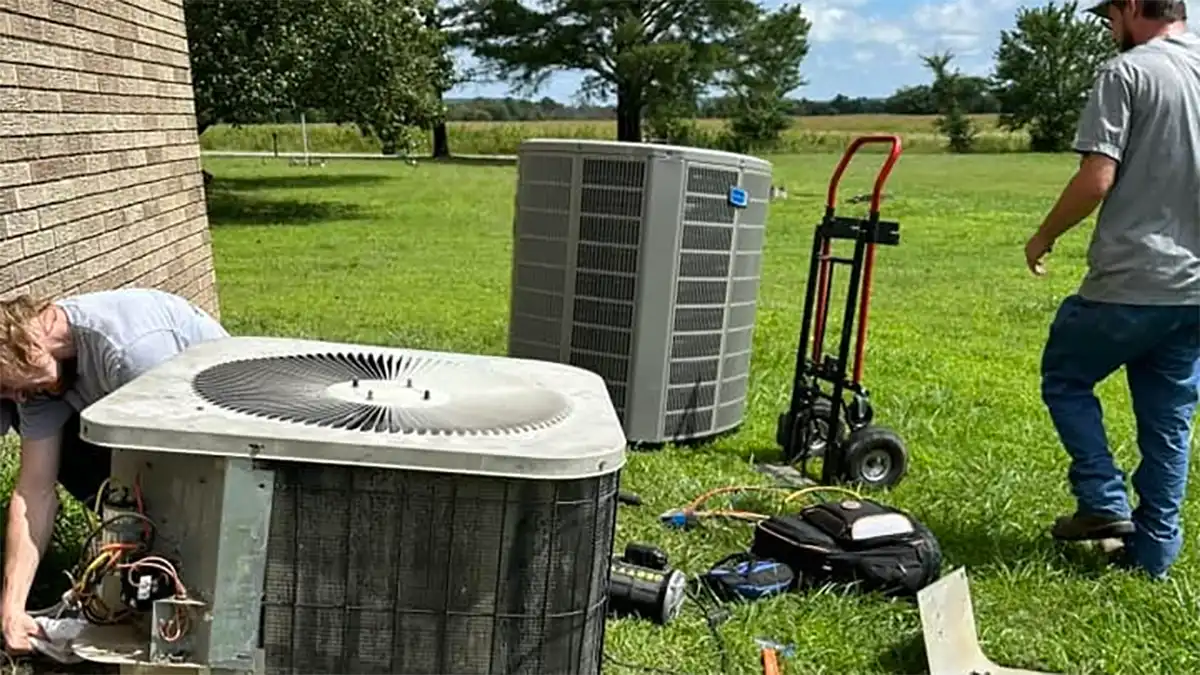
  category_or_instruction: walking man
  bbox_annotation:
[1023,0,1200,579]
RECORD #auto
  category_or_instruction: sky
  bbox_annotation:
[446,0,1056,103]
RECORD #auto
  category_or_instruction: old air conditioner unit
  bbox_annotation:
[507,139,773,445]
[69,336,626,675]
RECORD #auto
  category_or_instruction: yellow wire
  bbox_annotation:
[782,485,863,505]
[92,477,111,515]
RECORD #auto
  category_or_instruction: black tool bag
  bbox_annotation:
[750,498,941,598]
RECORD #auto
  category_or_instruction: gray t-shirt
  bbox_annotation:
[1073,30,1200,305]
[0,288,229,441]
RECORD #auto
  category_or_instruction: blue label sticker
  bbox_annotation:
[728,187,748,208]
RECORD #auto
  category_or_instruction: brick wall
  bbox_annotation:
[0,0,219,318]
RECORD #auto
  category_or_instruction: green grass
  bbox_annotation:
[199,114,1033,156]
[192,153,1200,675]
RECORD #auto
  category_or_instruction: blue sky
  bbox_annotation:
[447,0,1045,102]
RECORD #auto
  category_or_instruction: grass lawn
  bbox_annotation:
[199,153,1200,675]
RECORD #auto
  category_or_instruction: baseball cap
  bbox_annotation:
[1086,0,1187,17]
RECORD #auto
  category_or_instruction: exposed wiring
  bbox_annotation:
[662,484,864,528]
[118,556,190,642]
[30,475,166,624]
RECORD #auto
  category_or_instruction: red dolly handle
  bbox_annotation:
[826,134,903,214]
[811,135,903,385]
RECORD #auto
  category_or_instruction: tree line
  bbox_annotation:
[183,0,1115,157]
[262,81,1002,127]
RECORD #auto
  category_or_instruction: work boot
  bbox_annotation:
[1050,512,1135,541]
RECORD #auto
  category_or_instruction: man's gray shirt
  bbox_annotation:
[0,288,228,441]
[1074,30,1200,306]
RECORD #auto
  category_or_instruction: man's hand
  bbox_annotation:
[1025,232,1055,276]
[2,609,43,654]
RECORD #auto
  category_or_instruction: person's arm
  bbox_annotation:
[1033,153,1119,243]
[1034,63,1132,244]
[2,433,62,614]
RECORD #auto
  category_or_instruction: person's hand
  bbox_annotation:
[2,609,43,654]
[1025,231,1054,276]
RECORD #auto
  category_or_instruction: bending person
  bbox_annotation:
[0,288,229,652]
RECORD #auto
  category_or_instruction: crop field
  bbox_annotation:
[199,114,1031,156]
[7,148,1198,675]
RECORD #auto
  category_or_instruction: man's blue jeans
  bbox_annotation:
[1041,294,1200,578]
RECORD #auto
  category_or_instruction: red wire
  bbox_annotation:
[133,474,150,539]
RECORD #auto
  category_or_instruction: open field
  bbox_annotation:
[186,153,1198,674]
[199,114,1032,156]
[5,149,1198,674]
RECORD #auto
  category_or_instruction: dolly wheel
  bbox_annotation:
[782,397,846,463]
[841,425,908,489]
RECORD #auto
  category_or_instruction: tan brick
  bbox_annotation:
[28,155,87,183]
[0,0,216,313]
[57,91,194,115]
[0,239,19,268]
[47,242,76,272]
[2,210,38,237]
[0,113,195,138]
[67,2,185,54]
[17,158,194,212]
[13,64,78,91]
[20,230,54,257]
[0,264,15,292]
[0,162,32,189]
[9,253,49,284]
[74,72,99,91]
[27,276,58,299]
[0,89,62,114]
[47,0,77,23]
[97,0,185,38]
[4,10,190,70]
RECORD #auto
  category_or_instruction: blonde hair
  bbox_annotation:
[0,294,53,383]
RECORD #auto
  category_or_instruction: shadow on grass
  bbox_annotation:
[917,512,1121,580]
[876,631,928,675]
[213,172,392,191]
[204,187,370,227]
[421,154,517,167]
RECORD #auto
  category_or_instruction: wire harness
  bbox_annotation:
[30,475,194,647]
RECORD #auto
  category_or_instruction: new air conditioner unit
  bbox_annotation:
[507,139,773,445]
[69,336,626,675]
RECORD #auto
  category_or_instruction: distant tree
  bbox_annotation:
[922,51,977,153]
[455,0,766,143]
[720,3,810,150]
[990,0,1116,152]
[428,0,474,158]
[185,0,450,154]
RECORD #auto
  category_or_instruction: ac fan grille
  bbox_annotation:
[191,352,570,435]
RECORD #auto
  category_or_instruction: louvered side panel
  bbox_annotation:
[713,168,770,432]
[662,164,740,439]
[567,157,646,419]
[508,154,575,363]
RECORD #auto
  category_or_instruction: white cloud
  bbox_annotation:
[797,0,1027,71]
[803,0,912,51]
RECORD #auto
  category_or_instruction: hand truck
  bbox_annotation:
[774,135,909,489]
